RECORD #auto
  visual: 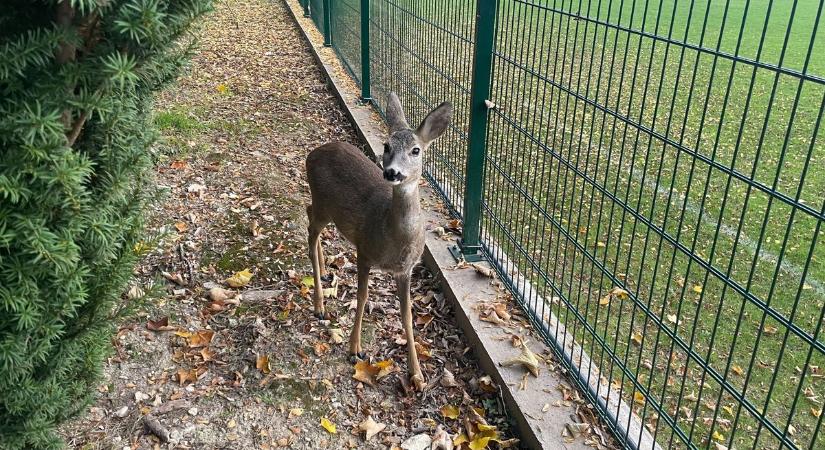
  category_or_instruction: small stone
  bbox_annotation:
[114,406,129,418]
[227,419,237,428]
[187,407,198,416]
[173,288,186,296]
[134,391,150,403]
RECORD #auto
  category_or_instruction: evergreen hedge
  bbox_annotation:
[0,1,211,447]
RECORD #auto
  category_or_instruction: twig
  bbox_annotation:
[142,414,170,443]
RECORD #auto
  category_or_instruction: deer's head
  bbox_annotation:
[382,92,453,187]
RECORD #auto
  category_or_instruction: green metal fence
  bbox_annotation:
[298,0,825,449]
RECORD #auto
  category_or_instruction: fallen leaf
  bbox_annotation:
[358,415,386,441]
[314,342,330,356]
[353,360,380,385]
[666,314,678,324]
[226,269,253,288]
[216,83,229,94]
[762,325,778,336]
[256,355,271,374]
[453,433,469,446]
[599,295,611,306]
[177,369,197,385]
[200,347,216,362]
[440,404,460,419]
[147,317,173,331]
[174,221,188,232]
[320,417,336,434]
[300,275,314,287]
[170,160,187,169]
[499,341,540,377]
[329,328,344,344]
[289,408,303,418]
[731,365,744,376]
[400,433,431,450]
[787,424,796,436]
[440,368,458,388]
[712,430,725,441]
[812,407,822,418]
[693,285,703,294]
[187,330,214,348]
[431,425,453,450]
[633,391,646,405]
[375,360,396,380]
[631,332,643,346]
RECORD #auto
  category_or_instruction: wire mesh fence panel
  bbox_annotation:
[367,0,477,215]
[482,0,824,449]
[310,0,325,36]
[301,0,825,449]
[330,0,362,84]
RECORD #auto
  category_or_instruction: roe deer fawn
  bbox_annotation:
[305,93,452,390]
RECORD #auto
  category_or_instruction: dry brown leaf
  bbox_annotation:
[352,360,380,385]
[147,317,173,331]
[256,355,271,374]
[329,328,344,344]
[174,221,189,233]
[314,342,330,356]
[499,341,540,377]
[358,415,386,441]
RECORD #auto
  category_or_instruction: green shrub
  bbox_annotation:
[0,1,211,447]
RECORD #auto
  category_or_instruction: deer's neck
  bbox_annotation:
[388,181,421,235]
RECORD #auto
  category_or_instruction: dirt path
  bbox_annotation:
[60,1,526,448]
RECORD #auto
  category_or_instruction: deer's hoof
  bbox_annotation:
[314,311,326,320]
[321,273,334,282]
[349,352,367,363]
[411,373,426,391]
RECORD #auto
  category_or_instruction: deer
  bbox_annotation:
[305,93,453,391]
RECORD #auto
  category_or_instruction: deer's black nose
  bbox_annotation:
[384,168,405,181]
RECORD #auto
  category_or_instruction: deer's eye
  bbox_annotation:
[383,143,390,154]
[411,147,421,156]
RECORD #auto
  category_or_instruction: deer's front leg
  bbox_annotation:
[349,261,370,360]
[396,273,424,390]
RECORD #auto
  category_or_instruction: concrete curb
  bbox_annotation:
[282,1,642,448]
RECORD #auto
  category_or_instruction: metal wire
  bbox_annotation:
[306,1,825,448]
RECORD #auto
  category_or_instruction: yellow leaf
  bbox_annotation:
[722,405,734,417]
[216,83,228,94]
[133,241,152,256]
[631,332,643,346]
[301,275,314,287]
[712,430,725,441]
[633,391,646,405]
[453,433,469,446]
[440,404,460,419]
[731,365,744,376]
[256,355,270,374]
[320,417,336,434]
[762,325,778,336]
[226,269,253,288]
[692,285,703,294]
[812,407,822,418]
[611,287,629,300]
[375,359,396,380]
[599,295,610,306]
[477,424,497,432]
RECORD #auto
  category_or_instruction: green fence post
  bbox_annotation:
[303,0,310,17]
[359,0,371,101]
[455,0,497,262]
[322,0,332,47]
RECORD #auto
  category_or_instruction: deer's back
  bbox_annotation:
[306,142,390,245]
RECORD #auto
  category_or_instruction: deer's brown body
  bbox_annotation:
[305,93,452,390]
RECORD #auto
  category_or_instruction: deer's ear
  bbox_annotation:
[416,102,453,144]
[386,92,410,133]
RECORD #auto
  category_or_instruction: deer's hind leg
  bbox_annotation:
[306,205,326,318]
[349,259,371,360]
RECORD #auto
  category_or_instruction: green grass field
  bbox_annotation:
[314,0,824,448]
